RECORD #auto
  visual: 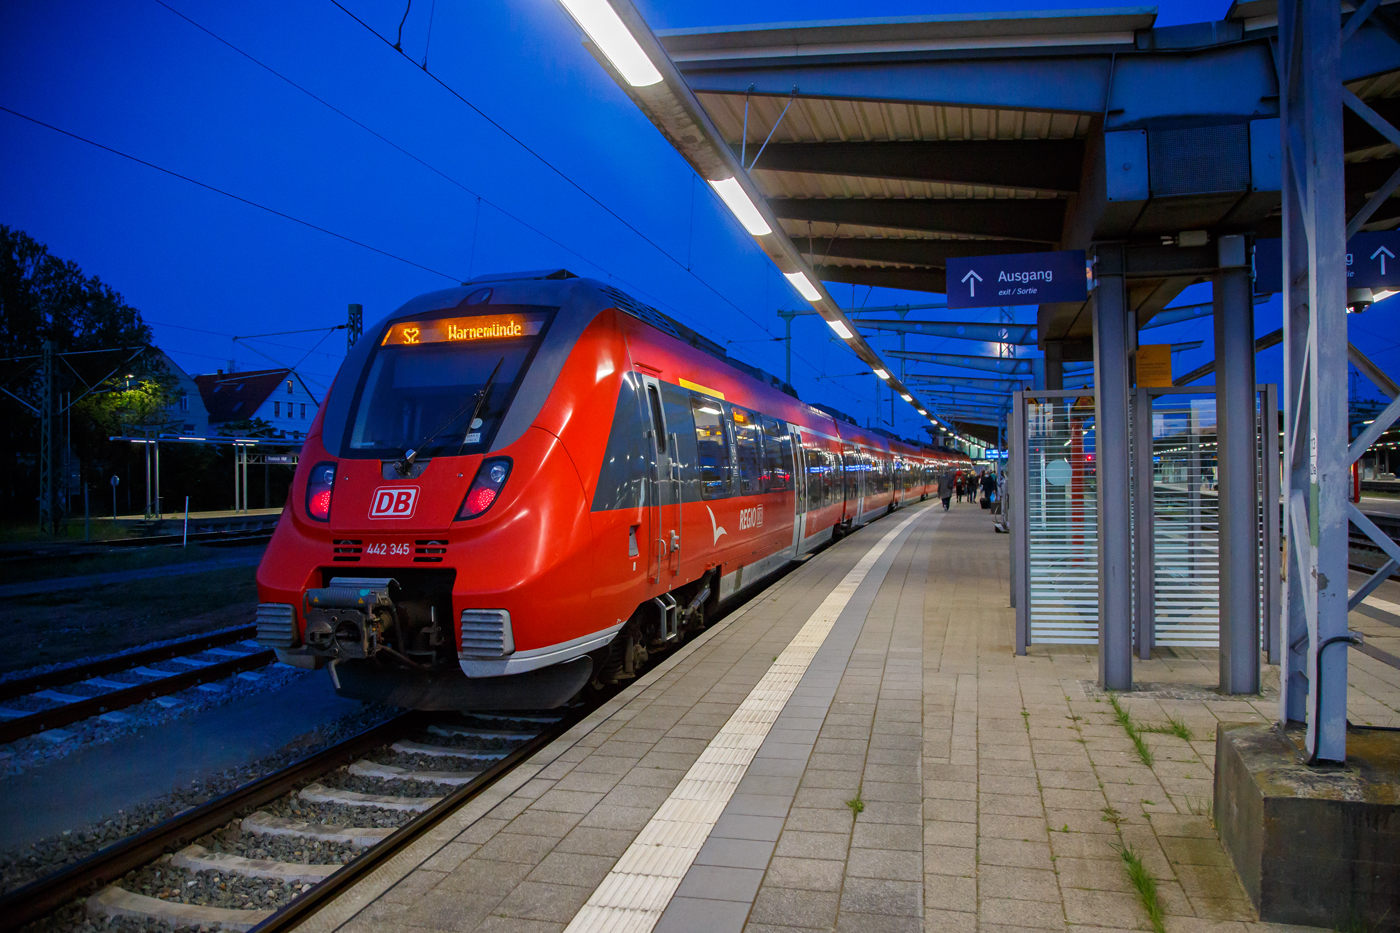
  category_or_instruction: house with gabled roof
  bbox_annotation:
[193,368,321,440]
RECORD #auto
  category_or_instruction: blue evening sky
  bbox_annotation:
[3,0,1396,440]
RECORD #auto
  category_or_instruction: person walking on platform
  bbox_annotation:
[954,474,965,504]
[937,471,954,511]
[981,468,998,506]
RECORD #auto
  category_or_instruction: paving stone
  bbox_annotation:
[749,887,840,928]
[764,856,847,891]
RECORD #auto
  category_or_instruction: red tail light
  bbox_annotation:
[306,462,336,522]
[457,458,511,520]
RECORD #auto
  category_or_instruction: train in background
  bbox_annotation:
[254,271,969,709]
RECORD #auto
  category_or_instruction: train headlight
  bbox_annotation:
[306,462,336,522]
[457,457,512,520]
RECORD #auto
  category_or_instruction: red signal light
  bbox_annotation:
[305,462,336,522]
[456,458,511,520]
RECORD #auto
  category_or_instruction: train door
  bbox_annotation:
[789,426,806,553]
[640,375,680,582]
[853,447,865,519]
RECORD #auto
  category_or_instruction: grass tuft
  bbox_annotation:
[1140,714,1194,742]
[1106,693,1155,768]
[1114,842,1166,933]
[845,787,865,819]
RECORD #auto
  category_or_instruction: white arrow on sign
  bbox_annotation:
[961,269,983,296]
[1373,245,1395,275]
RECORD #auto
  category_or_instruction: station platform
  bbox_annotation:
[298,500,1400,933]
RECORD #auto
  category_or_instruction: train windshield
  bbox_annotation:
[343,308,552,459]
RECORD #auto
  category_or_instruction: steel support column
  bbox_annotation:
[1044,342,1064,391]
[1133,386,1155,660]
[1214,259,1260,693]
[1278,0,1350,761]
[1091,245,1133,690]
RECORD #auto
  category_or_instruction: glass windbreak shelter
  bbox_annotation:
[1010,386,1280,659]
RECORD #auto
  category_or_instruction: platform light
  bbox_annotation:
[708,177,771,235]
[557,0,662,87]
[873,368,889,379]
[784,270,822,302]
[900,393,913,402]
[826,318,853,340]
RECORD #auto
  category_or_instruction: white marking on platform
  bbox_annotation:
[563,507,929,933]
[1362,594,1400,618]
[391,739,510,760]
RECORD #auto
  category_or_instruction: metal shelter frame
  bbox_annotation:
[1278,0,1400,764]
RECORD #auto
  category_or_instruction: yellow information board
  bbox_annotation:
[1137,344,1173,387]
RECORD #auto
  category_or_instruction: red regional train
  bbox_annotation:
[255,271,968,709]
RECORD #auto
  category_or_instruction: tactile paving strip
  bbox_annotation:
[563,508,931,933]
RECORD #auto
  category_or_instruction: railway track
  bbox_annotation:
[0,523,277,565]
[0,708,573,932]
[0,626,273,745]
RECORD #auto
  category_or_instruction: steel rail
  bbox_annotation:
[0,712,421,932]
[0,649,274,744]
[250,711,580,933]
[0,625,257,703]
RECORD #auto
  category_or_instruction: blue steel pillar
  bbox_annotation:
[1091,244,1133,691]
[1278,0,1350,761]
[1214,238,1260,694]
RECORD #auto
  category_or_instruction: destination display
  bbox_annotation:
[946,250,1088,309]
[381,313,545,346]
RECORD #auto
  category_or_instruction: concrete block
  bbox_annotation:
[1214,722,1400,931]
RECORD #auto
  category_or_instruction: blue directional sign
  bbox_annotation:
[1255,233,1400,293]
[945,250,1088,309]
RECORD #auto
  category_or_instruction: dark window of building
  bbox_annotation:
[273,401,280,417]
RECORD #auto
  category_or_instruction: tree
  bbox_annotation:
[0,226,155,523]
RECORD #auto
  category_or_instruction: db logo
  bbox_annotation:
[369,486,420,519]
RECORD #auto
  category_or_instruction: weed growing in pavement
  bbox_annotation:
[1106,692,1155,768]
[1115,842,1166,933]
[1100,805,1124,826]
[1021,708,1030,730]
[1139,714,1194,742]
[845,787,865,819]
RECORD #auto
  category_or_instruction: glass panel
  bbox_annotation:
[1026,396,1099,644]
[691,395,731,500]
[732,408,763,496]
[1150,394,1220,648]
[761,417,790,491]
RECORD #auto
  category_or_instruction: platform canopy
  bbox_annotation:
[584,0,1400,370]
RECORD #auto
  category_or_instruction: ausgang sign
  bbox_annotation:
[945,250,1088,309]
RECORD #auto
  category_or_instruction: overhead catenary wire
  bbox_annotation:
[152,0,838,396]
[162,0,872,410]
[323,1,846,385]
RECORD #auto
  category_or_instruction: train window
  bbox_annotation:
[661,383,700,503]
[690,395,732,499]
[646,384,667,454]
[344,307,551,459]
[732,408,763,496]
[591,373,650,512]
[805,446,822,511]
[761,417,790,492]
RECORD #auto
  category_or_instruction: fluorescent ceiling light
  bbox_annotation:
[873,368,889,379]
[558,0,662,87]
[826,318,853,339]
[900,393,913,402]
[784,270,822,302]
[1374,289,1398,301]
[708,177,771,235]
